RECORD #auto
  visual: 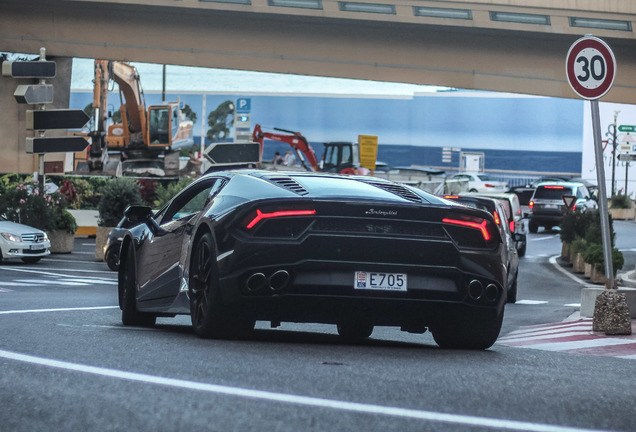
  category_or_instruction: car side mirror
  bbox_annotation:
[124,205,168,237]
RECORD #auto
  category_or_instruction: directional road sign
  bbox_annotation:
[566,36,616,100]
[618,125,636,133]
[2,61,56,78]
[14,84,54,104]
[204,142,260,166]
[26,136,89,154]
[26,109,90,130]
[618,153,636,162]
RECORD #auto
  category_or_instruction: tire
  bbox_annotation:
[469,188,478,193]
[189,232,254,339]
[528,220,538,233]
[337,322,374,341]
[517,241,526,257]
[119,243,156,327]
[104,246,119,271]
[507,272,518,304]
[432,309,504,350]
[21,257,41,264]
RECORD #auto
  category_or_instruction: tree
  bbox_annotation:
[206,100,234,143]
[181,104,197,124]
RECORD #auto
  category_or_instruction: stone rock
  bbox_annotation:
[593,290,632,335]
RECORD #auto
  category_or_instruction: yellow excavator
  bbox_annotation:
[77,60,193,177]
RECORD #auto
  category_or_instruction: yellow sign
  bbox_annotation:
[358,135,378,171]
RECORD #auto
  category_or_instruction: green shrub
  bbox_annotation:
[583,243,624,273]
[610,194,633,209]
[97,177,143,227]
[559,210,577,243]
[571,237,587,254]
[53,208,78,234]
[153,177,193,208]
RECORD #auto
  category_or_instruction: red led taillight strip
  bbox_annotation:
[246,209,316,229]
[442,217,491,241]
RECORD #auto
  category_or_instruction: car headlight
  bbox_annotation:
[42,232,49,241]
[1,232,22,242]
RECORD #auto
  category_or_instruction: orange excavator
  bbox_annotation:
[251,124,370,175]
[78,60,193,177]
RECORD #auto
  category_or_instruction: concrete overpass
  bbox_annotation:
[2,0,636,173]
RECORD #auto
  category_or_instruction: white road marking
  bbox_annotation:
[515,300,549,305]
[0,287,13,292]
[524,338,636,352]
[0,266,114,276]
[548,255,594,287]
[529,235,558,242]
[0,306,118,315]
[0,348,613,432]
[564,303,581,308]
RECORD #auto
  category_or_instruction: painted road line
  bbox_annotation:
[529,235,559,242]
[0,348,616,432]
[515,300,549,305]
[0,306,118,315]
[0,266,116,280]
[548,255,596,287]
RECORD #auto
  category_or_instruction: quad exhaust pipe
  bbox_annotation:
[467,280,500,303]
[245,270,290,293]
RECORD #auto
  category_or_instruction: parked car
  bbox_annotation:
[442,194,520,303]
[468,192,527,257]
[0,216,50,263]
[118,169,509,349]
[450,172,508,193]
[528,181,598,233]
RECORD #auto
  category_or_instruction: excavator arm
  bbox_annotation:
[252,124,319,171]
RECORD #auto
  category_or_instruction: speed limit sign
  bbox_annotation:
[566,36,616,100]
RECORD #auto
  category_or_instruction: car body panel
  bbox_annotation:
[0,217,51,262]
[119,170,508,342]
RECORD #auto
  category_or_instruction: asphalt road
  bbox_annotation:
[1,222,635,432]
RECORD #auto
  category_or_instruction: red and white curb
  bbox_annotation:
[497,319,636,360]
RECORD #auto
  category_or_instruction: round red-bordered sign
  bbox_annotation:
[566,36,616,100]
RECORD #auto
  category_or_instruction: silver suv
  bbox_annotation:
[528,181,597,233]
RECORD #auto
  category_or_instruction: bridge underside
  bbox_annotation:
[2,0,636,103]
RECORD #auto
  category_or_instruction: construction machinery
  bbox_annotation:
[77,60,193,177]
[251,124,369,175]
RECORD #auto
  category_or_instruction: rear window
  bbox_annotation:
[534,186,572,200]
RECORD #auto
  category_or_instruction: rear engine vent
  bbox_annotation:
[364,181,423,202]
[268,176,309,196]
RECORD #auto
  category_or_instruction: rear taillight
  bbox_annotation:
[493,210,501,225]
[572,203,577,211]
[529,200,534,210]
[544,186,564,189]
[246,209,316,229]
[484,184,495,188]
[509,220,515,232]
[442,217,491,241]
[443,195,460,199]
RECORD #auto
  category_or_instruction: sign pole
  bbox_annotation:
[591,100,615,288]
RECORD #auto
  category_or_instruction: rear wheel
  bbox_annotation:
[189,232,254,339]
[528,220,538,233]
[119,243,156,327]
[517,241,527,257]
[432,309,503,350]
[507,273,518,304]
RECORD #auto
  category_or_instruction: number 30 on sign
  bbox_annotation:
[566,36,616,100]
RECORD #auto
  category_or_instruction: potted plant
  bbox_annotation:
[96,177,143,261]
[570,237,587,273]
[608,194,635,220]
[583,243,624,285]
[559,210,577,261]
[47,208,79,253]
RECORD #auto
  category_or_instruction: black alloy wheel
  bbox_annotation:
[528,220,538,233]
[120,243,156,327]
[189,232,254,339]
[104,246,119,271]
[507,272,518,304]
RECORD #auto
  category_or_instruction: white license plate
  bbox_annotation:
[355,271,407,291]
[544,204,559,209]
[29,245,44,251]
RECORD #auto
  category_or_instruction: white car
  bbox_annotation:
[0,216,51,263]
[450,172,508,193]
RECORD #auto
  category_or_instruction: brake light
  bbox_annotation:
[529,200,534,210]
[484,184,495,188]
[442,217,491,241]
[509,220,515,232]
[493,210,501,225]
[443,195,460,199]
[572,203,577,211]
[246,209,316,229]
[544,186,564,189]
